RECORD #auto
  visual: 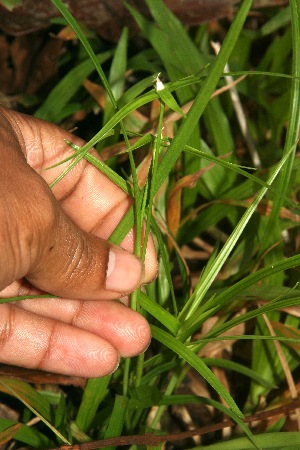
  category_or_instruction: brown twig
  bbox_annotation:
[48,398,300,449]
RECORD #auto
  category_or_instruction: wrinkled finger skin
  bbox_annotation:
[0,299,151,377]
[0,107,157,376]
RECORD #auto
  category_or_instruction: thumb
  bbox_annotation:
[28,209,144,300]
[1,168,143,301]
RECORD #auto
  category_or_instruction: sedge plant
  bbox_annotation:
[1,0,300,449]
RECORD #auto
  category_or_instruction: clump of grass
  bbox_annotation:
[1,0,300,449]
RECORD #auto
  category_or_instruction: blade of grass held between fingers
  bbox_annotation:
[110,0,253,244]
[139,291,179,336]
[49,0,252,248]
[48,72,205,189]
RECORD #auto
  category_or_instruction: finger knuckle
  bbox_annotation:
[36,322,58,371]
[0,305,15,353]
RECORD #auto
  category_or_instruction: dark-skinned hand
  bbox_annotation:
[0,107,158,378]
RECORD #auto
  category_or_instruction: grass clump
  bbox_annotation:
[1,0,300,449]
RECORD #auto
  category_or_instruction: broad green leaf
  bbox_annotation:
[129,385,163,408]
[103,395,128,450]
[76,376,111,432]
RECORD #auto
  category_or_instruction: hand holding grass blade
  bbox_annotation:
[0,107,158,377]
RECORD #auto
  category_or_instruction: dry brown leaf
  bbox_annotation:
[0,364,86,388]
[196,314,246,358]
[83,79,106,109]
[0,423,22,445]
[0,33,62,96]
[0,0,234,40]
[270,320,300,356]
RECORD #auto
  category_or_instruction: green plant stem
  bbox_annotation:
[134,353,145,388]
[142,102,165,261]
[50,0,116,108]
[149,370,180,429]
[259,0,300,256]
[122,359,131,397]
[132,101,164,386]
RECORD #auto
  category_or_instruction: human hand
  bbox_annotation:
[0,107,158,377]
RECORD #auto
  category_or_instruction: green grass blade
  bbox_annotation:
[108,27,128,103]
[198,432,300,450]
[139,292,179,335]
[50,0,117,108]
[0,0,21,10]
[184,144,299,212]
[47,74,204,188]
[179,144,295,323]
[202,358,275,388]
[200,295,300,345]
[0,420,52,448]
[75,376,111,433]
[153,0,253,194]
[151,325,243,418]
[102,27,128,127]
[103,395,128,450]
[259,0,300,256]
[0,378,51,421]
[159,395,260,449]
[150,217,178,315]
[207,254,300,313]
[0,294,55,304]
[34,51,112,122]
[0,380,70,445]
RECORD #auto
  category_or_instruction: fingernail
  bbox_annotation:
[106,247,143,293]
